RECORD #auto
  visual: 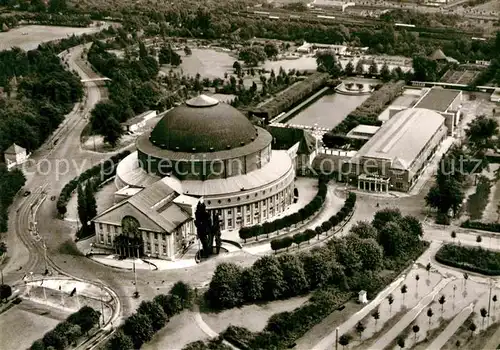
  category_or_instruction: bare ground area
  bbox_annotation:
[201,295,309,334]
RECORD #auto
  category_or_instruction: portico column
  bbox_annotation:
[358,179,360,189]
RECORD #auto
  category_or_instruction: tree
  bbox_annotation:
[401,284,408,307]
[493,295,497,311]
[30,340,45,350]
[76,183,88,234]
[368,60,378,76]
[158,45,172,65]
[477,235,482,244]
[254,255,286,300]
[380,62,391,82]
[207,263,243,309]
[412,324,420,343]
[355,60,364,75]
[108,330,134,350]
[316,50,342,77]
[139,41,148,58]
[102,116,123,147]
[350,221,377,240]
[388,294,395,315]
[0,284,12,301]
[233,61,242,76]
[48,0,66,13]
[451,230,457,242]
[67,306,100,335]
[378,222,406,256]
[195,201,214,258]
[372,208,402,231]
[415,274,420,293]
[137,301,167,331]
[469,322,477,337]
[238,47,266,66]
[302,251,333,288]
[123,313,154,348]
[412,56,437,82]
[397,337,405,349]
[240,267,263,302]
[480,307,488,329]
[372,309,380,328]
[356,238,383,271]
[84,183,97,233]
[438,295,446,314]
[356,321,365,339]
[464,272,469,290]
[278,254,309,297]
[338,334,351,349]
[0,241,7,256]
[184,46,192,56]
[264,42,279,59]
[465,115,498,151]
[169,281,194,309]
[427,308,434,327]
[345,61,354,76]
[153,294,182,317]
[426,263,432,278]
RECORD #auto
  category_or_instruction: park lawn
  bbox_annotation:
[201,295,309,333]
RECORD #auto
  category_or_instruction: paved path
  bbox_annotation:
[370,278,452,350]
[193,305,239,350]
[427,303,474,350]
[312,275,406,350]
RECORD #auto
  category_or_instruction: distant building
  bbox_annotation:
[428,49,459,64]
[121,110,157,133]
[4,143,29,170]
[348,108,447,193]
[346,125,380,140]
[311,0,355,11]
[296,41,347,56]
[268,125,318,173]
[413,87,463,135]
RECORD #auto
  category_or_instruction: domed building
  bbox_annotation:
[92,95,298,260]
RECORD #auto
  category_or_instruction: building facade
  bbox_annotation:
[94,95,297,259]
[348,108,447,192]
[4,143,29,170]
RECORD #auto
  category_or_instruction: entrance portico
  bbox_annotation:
[357,174,390,193]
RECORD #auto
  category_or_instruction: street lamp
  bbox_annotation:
[147,254,151,271]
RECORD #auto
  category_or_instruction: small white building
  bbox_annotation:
[122,110,157,133]
[4,143,29,169]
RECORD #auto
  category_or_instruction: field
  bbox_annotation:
[0,23,108,51]
[440,69,481,85]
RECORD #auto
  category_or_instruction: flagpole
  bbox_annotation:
[133,260,138,297]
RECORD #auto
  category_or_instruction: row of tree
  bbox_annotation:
[0,165,26,233]
[105,281,194,350]
[30,306,101,350]
[270,192,356,251]
[207,207,425,310]
[239,178,328,242]
[56,150,131,217]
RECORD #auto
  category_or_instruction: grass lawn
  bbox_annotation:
[0,302,66,350]
[201,295,309,333]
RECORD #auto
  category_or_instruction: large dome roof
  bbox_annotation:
[149,95,257,153]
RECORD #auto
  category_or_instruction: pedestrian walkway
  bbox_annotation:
[370,278,452,350]
[312,275,406,350]
[427,303,474,350]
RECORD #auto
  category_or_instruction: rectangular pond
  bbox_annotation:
[285,90,370,129]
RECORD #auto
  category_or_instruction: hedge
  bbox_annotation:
[56,150,131,217]
[270,192,356,252]
[460,220,500,233]
[239,178,328,242]
[435,244,500,276]
[250,72,329,121]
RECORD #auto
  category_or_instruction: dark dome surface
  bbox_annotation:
[149,95,257,153]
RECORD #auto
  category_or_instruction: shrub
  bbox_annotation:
[239,178,328,241]
[435,244,500,275]
[207,263,244,309]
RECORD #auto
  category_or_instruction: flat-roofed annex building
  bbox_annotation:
[348,108,447,192]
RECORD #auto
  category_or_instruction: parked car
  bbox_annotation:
[50,196,56,201]
[23,190,31,197]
